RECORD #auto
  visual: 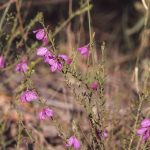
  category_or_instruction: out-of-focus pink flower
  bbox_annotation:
[0,56,5,69]
[77,45,89,57]
[103,131,108,138]
[58,54,72,65]
[66,136,80,150]
[90,81,99,90]
[137,119,150,141]
[96,129,108,139]
[36,47,72,72]
[20,90,38,102]
[36,47,48,56]
[33,29,48,45]
[39,108,54,120]
[16,59,28,73]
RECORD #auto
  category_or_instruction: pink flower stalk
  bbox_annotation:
[33,29,48,45]
[137,119,150,141]
[66,136,81,150]
[20,90,38,102]
[39,108,54,120]
[0,56,5,68]
[77,45,89,57]
[16,59,28,73]
[90,81,99,90]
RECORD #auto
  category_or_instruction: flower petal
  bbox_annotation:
[73,137,81,149]
[0,56,5,68]
[45,108,53,118]
[66,136,74,147]
[36,47,48,56]
[36,29,45,40]
[137,128,147,135]
[141,119,150,128]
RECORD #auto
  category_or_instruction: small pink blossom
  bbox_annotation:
[36,47,48,56]
[33,29,48,45]
[48,58,62,72]
[137,119,150,141]
[20,90,38,102]
[103,131,108,138]
[96,129,108,139]
[15,59,28,73]
[90,81,99,90]
[66,136,80,150]
[58,54,72,65]
[77,45,89,57]
[0,56,5,68]
[39,108,54,120]
[43,52,55,64]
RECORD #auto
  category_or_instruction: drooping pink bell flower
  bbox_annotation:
[137,119,150,141]
[20,90,38,102]
[77,45,89,57]
[15,59,28,73]
[39,108,54,120]
[0,56,5,69]
[66,136,81,150]
[90,81,99,90]
[33,28,48,45]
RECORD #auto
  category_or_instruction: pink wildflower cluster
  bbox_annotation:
[20,90,54,120]
[17,29,100,149]
[137,119,150,141]
[36,47,72,72]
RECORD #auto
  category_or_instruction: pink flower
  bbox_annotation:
[96,129,108,139]
[58,54,72,65]
[0,56,5,68]
[33,29,48,45]
[77,45,89,57]
[38,108,54,120]
[103,131,108,138]
[15,59,28,73]
[137,119,150,141]
[66,136,80,150]
[46,54,72,72]
[48,58,62,72]
[20,90,38,102]
[90,81,99,90]
[36,47,71,72]
[36,47,48,56]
